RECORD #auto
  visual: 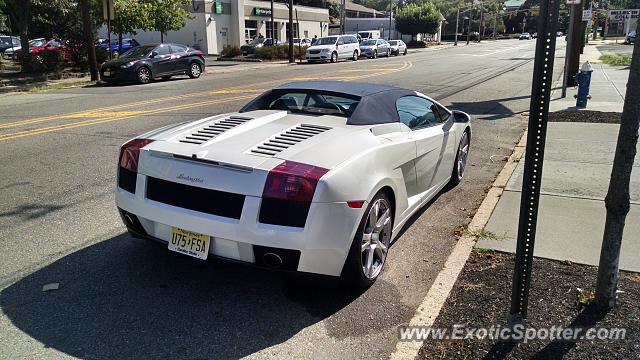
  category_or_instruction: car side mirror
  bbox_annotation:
[452,110,471,123]
[150,51,158,58]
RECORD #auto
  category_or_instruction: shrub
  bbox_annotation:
[221,44,242,58]
[406,40,427,48]
[40,49,64,72]
[255,44,305,60]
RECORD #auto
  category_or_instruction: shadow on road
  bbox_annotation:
[0,232,381,358]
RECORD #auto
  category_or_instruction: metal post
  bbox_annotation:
[478,1,484,42]
[455,6,460,46]
[289,0,294,63]
[508,0,561,327]
[270,0,275,42]
[388,0,393,41]
[493,10,498,39]
[562,4,577,98]
[107,0,112,60]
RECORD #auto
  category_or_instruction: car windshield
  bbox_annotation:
[120,45,154,59]
[0,36,10,44]
[248,90,360,117]
[389,41,399,45]
[361,40,376,46]
[29,39,47,47]
[315,37,337,46]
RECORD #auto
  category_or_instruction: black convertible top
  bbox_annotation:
[239,81,417,125]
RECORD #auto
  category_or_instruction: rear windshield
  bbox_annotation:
[244,90,360,117]
[361,40,376,46]
[120,45,155,58]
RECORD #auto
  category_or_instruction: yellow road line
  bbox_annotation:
[0,61,412,142]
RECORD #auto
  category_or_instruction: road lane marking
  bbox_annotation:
[0,61,412,141]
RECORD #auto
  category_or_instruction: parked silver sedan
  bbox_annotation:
[359,39,391,59]
[388,40,407,56]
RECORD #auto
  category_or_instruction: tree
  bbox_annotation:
[595,38,640,309]
[79,0,98,80]
[395,2,441,38]
[146,0,190,43]
[111,0,152,52]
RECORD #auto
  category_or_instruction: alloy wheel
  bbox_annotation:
[137,67,150,84]
[190,63,201,77]
[361,198,392,280]
[457,132,470,180]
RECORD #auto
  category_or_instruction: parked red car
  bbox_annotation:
[16,38,76,62]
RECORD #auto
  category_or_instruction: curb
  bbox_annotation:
[389,129,528,360]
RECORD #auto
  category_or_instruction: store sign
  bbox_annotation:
[566,0,580,4]
[214,1,223,14]
[582,10,592,21]
[609,9,640,22]
[254,7,272,16]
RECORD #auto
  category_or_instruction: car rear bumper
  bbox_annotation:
[101,67,138,83]
[115,177,363,277]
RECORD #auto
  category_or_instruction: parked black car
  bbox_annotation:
[240,38,278,55]
[100,43,205,84]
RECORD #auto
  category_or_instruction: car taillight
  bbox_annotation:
[262,161,329,202]
[119,139,154,173]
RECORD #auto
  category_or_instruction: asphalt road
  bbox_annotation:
[0,39,565,359]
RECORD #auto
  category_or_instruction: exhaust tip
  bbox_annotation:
[262,252,283,269]
[123,214,135,226]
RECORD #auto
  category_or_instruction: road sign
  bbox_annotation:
[583,10,592,20]
[566,0,580,4]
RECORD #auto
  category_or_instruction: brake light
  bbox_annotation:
[119,139,154,173]
[262,161,329,202]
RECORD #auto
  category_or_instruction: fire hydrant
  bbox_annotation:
[574,61,593,108]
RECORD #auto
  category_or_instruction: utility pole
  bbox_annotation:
[80,0,99,81]
[289,0,294,63]
[271,0,275,42]
[388,0,393,41]
[566,1,582,88]
[562,3,578,97]
[455,5,460,45]
[493,10,498,39]
[478,1,484,42]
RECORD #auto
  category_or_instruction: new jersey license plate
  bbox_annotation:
[168,227,210,260]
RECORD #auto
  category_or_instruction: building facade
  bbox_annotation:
[100,0,329,55]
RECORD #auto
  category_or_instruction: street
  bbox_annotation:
[0,39,562,359]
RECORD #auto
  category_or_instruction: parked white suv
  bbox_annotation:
[305,35,360,63]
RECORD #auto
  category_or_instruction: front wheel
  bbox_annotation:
[330,51,338,63]
[403,49,407,56]
[352,50,358,61]
[137,66,151,84]
[373,50,377,59]
[188,62,202,78]
[342,192,393,288]
[449,130,470,187]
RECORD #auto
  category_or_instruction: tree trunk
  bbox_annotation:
[15,0,31,70]
[79,0,99,81]
[160,32,164,43]
[118,33,123,55]
[595,36,640,309]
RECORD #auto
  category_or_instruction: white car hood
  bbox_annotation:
[142,110,383,171]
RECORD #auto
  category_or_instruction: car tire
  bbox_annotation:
[330,51,338,63]
[449,130,470,187]
[137,66,152,84]
[403,49,407,56]
[188,62,202,78]
[373,50,377,59]
[352,50,358,61]
[342,192,393,288]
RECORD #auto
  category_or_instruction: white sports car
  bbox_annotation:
[115,81,471,287]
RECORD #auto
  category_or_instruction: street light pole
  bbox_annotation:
[455,5,460,46]
[388,0,393,40]
[289,0,294,63]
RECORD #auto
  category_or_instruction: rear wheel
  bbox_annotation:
[188,62,201,78]
[137,66,151,84]
[449,130,470,187]
[352,50,358,61]
[372,50,377,59]
[403,49,407,55]
[342,192,393,288]
[330,51,338,63]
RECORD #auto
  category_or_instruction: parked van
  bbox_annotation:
[305,34,360,63]
[358,30,381,41]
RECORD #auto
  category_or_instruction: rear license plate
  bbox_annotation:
[168,227,210,260]
[103,71,111,76]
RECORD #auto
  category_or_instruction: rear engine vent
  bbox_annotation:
[179,115,253,145]
[250,124,331,156]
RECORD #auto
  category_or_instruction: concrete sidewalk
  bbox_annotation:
[477,47,640,272]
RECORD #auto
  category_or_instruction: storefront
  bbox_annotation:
[103,0,330,55]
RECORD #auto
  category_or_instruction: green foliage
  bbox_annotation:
[112,0,152,36]
[600,53,632,66]
[406,39,426,48]
[395,2,441,36]
[220,44,242,58]
[254,45,305,60]
[146,0,190,41]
